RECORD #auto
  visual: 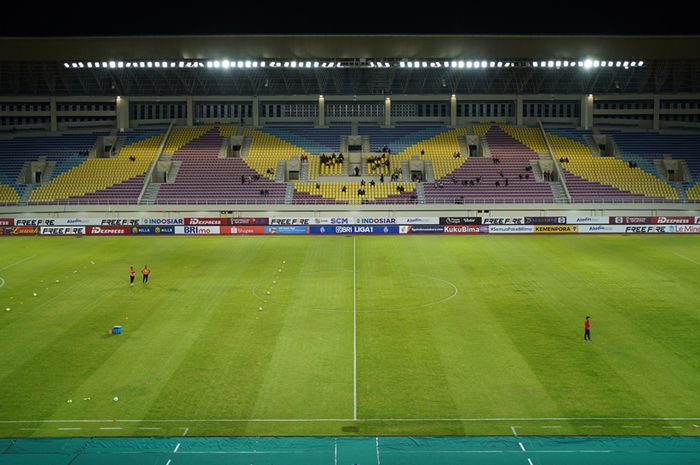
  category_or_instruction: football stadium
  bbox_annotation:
[1,28,700,464]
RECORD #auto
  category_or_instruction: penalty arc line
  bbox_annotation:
[0,254,36,272]
[675,253,700,266]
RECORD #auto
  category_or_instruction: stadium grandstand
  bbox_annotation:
[1,35,700,206]
[1,33,700,465]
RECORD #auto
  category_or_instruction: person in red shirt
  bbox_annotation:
[584,316,591,342]
[129,266,136,287]
[142,265,150,284]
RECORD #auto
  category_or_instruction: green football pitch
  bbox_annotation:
[0,235,699,438]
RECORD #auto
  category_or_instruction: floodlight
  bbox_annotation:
[109,61,116,68]
[584,59,593,69]
[555,60,561,68]
[458,60,464,68]
[213,61,220,68]
[638,60,644,66]
[400,61,406,68]
[532,62,538,68]
[117,61,124,68]
[497,62,503,67]
[71,63,78,68]
[466,61,473,68]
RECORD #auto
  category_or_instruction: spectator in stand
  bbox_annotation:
[505,178,509,187]
[495,180,500,187]
[354,166,360,176]
[315,182,320,190]
[380,173,384,183]
[369,180,376,187]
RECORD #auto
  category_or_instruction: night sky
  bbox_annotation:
[4,2,699,36]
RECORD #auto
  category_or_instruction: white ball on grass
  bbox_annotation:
[266,291,271,295]
[5,308,9,312]
[282,260,286,264]
[113,396,119,401]
[33,293,37,296]
[67,399,72,403]
[272,280,277,284]
[258,307,263,311]
[56,280,60,283]
[278,269,282,272]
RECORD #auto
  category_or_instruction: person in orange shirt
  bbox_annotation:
[129,266,136,286]
[142,265,150,284]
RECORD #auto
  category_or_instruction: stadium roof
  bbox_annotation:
[1,35,700,96]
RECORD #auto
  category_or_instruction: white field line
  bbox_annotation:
[58,427,81,431]
[181,427,189,436]
[0,255,36,272]
[334,438,338,465]
[0,277,4,288]
[353,236,357,421]
[528,459,534,465]
[2,417,700,424]
[541,425,562,429]
[375,436,381,465]
[582,425,603,428]
[675,252,700,266]
[174,443,181,453]
[137,427,161,430]
[510,425,519,436]
[99,427,123,430]
[519,442,526,452]
[165,460,171,465]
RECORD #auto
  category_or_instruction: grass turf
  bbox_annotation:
[0,235,699,437]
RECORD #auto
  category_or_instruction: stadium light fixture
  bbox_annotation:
[593,60,600,68]
[245,60,252,68]
[213,61,220,68]
[638,60,644,66]
[125,62,131,68]
[155,62,161,68]
[413,61,419,68]
[222,59,230,69]
[474,61,480,69]
[313,61,319,68]
[466,61,473,68]
[555,60,561,68]
[532,61,538,68]
[630,61,638,67]
[489,61,495,68]
[584,59,593,69]
[117,61,124,68]
[291,61,297,68]
[458,60,465,68]
[71,63,78,68]
[481,60,487,68]
[108,61,116,68]
[63,62,70,68]
[497,62,503,68]
[400,61,406,68]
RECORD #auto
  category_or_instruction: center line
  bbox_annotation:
[353,236,357,421]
